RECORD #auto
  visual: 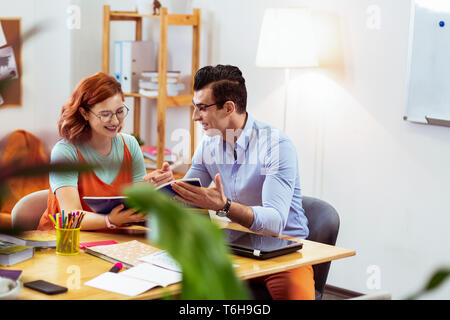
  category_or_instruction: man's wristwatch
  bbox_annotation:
[216,198,232,217]
[105,214,118,229]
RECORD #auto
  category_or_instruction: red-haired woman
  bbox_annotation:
[37,72,148,230]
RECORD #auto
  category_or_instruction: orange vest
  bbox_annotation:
[37,135,132,230]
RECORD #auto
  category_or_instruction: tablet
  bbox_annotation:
[223,229,303,260]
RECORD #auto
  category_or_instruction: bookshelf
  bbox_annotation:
[102,5,200,168]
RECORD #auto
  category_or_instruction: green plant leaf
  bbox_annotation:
[0,77,13,94]
[0,162,93,182]
[123,183,250,300]
[406,267,450,299]
[424,268,450,291]
[131,134,145,146]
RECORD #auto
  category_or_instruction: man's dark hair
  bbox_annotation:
[193,65,247,114]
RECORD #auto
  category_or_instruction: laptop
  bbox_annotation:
[223,229,303,260]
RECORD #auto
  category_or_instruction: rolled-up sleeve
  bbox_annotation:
[249,139,297,236]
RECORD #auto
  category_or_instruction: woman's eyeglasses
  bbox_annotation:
[88,104,129,123]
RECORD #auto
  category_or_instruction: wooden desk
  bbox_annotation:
[7,223,355,300]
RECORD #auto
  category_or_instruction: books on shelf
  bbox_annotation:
[141,145,177,163]
[148,77,178,83]
[144,158,157,169]
[0,231,56,248]
[0,240,34,266]
[138,80,185,92]
[141,70,180,78]
[139,88,180,97]
[138,70,183,96]
[82,178,202,213]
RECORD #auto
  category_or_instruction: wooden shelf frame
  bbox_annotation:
[102,6,200,168]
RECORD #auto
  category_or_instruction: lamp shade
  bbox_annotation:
[256,8,318,68]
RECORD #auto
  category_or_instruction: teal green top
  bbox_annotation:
[49,133,146,192]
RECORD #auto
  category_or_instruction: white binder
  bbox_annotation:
[113,40,155,93]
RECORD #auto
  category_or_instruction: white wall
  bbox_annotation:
[0,0,71,152]
[192,0,450,299]
[2,0,449,299]
[69,0,194,157]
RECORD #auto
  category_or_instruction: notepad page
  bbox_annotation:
[138,250,182,272]
[85,272,159,296]
[121,263,182,287]
[87,240,159,267]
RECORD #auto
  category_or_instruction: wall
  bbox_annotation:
[69,0,194,159]
[0,0,72,152]
[2,0,449,299]
[192,0,450,299]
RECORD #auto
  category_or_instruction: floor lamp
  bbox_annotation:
[256,7,318,131]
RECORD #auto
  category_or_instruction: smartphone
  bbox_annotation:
[24,280,68,295]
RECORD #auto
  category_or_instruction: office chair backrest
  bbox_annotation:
[249,196,340,300]
[11,189,49,231]
[302,196,340,300]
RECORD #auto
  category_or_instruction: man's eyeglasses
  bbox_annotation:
[192,101,221,112]
[88,104,129,123]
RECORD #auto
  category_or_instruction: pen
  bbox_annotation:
[48,214,57,226]
[109,262,123,273]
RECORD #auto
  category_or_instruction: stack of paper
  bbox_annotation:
[140,145,177,169]
[138,71,184,96]
[84,262,182,297]
[84,242,183,297]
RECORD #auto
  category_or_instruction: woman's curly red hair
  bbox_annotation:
[58,72,124,144]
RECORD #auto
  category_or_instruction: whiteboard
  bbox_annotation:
[405,1,450,127]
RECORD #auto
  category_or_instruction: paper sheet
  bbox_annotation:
[122,263,182,287]
[0,24,6,47]
[84,272,159,297]
[138,250,182,272]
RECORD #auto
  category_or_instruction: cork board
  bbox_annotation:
[0,18,21,107]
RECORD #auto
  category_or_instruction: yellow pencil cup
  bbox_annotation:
[56,227,80,256]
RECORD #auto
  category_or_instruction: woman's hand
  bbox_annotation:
[107,204,146,227]
[143,161,174,187]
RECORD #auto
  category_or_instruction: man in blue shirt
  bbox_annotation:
[145,65,314,300]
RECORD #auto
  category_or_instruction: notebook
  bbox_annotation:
[84,240,159,268]
[84,263,182,297]
[0,231,56,248]
[223,229,303,260]
[82,178,202,213]
[0,240,34,266]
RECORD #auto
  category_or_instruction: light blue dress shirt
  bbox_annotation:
[185,113,309,239]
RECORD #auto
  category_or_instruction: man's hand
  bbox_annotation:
[172,173,227,211]
[143,162,174,187]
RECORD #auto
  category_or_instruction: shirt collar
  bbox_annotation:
[235,112,254,151]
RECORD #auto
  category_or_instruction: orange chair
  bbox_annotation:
[0,130,50,229]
